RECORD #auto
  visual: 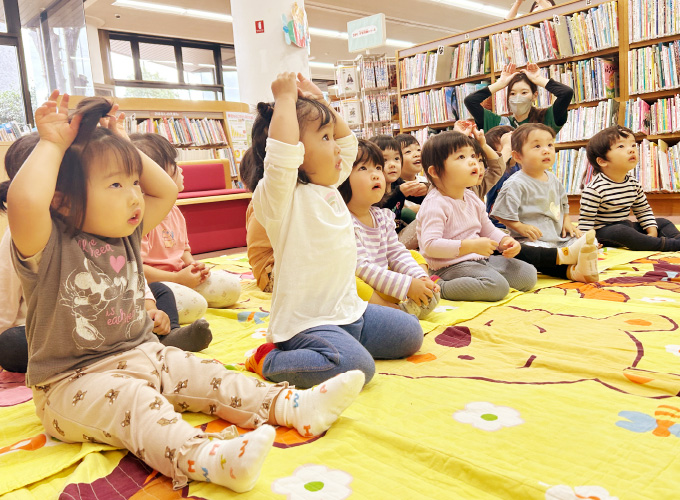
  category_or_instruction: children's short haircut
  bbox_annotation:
[484,125,514,152]
[0,132,40,212]
[586,125,635,173]
[369,135,402,161]
[337,138,384,205]
[510,123,555,153]
[421,131,477,186]
[129,133,178,176]
[241,97,336,190]
[395,133,419,150]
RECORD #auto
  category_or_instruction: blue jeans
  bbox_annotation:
[262,304,424,388]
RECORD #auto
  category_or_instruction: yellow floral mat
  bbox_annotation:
[2,250,680,499]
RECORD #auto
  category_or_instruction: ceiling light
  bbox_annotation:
[309,61,336,69]
[112,0,233,22]
[429,0,508,18]
[309,27,412,48]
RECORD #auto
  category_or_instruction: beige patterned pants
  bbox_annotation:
[32,342,285,488]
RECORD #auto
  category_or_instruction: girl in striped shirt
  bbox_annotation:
[338,139,440,319]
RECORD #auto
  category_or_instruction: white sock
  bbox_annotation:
[557,230,597,265]
[179,425,275,493]
[272,370,364,437]
[567,230,599,283]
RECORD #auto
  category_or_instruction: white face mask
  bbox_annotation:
[508,95,533,116]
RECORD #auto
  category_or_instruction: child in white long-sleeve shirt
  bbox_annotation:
[245,73,423,389]
[417,132,537,301]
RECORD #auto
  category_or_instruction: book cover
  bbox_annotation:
[444,86,460,122]
[553,16,573,57]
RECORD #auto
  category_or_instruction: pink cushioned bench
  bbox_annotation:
[175,159,250,254]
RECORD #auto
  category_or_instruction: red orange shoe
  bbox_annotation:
[245,343,276,377]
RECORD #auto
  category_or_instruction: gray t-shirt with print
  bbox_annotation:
[11,218,157,386]
[491,170,574,248]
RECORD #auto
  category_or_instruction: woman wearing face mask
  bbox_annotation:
[463,62,574,134]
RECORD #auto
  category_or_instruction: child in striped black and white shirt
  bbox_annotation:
[338,139,440,319]
[579,125,680,251]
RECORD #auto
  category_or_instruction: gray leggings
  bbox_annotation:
[432,256,537,302]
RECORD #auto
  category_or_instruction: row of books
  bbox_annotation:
[555,99,619,143]
[399,38,489,90]
[492,1,619,71]
[628,40,680,94]
[175,147,243,188]
[400,82,488,128]
[552,147,593,194]
[124,116,228,147]
[637,138,680,192]
[0,121,32,142]
[359,57,397,90]
[624,95,680,134]
[628,0,680,43]
[493,58,618,115]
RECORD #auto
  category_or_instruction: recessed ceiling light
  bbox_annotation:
[112,0,233,22]
[429,0,508,18]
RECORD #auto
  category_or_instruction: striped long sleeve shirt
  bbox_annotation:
[353,207,427,301]
[578,173,657,232]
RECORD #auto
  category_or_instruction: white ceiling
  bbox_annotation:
[83,0,533,80]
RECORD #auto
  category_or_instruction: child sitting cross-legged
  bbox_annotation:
[129,133,242,325]
[417,131,538,302]
[338,139,440,319]
[579,125,680,251]
[490,123,599,282]
[7,92,362,493]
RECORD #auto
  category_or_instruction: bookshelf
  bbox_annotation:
[396,0,680,213]
[67,97,251,189]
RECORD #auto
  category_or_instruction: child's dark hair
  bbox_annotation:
[421,131,477,186]
[510,122,555,153]
[337,139,384,205]
[0,132,40,212]
[129,132,177,176]
[56,97,143,231]
[586,125,635,173]
[241,97,336,191]
[506,73,548,124]
[484,125,514,152]
[395,133,419,150]
[369,135,402,161]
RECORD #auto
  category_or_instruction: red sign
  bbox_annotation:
[255,20,264,33]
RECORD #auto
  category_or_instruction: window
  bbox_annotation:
[106,32,237,102]
[0,0,31,127]
[0,0,6,32]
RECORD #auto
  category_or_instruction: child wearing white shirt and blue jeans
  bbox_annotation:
[245,73,423,389]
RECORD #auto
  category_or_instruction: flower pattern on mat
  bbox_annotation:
[453,402,523,431]
[251,328,268,339]
[545,484,618,500]
[665,345,680,357]
[641,297,676,303]
[271,464,353,499]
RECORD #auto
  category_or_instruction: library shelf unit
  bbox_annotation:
[396,0,680,215]
[67,96,251,191]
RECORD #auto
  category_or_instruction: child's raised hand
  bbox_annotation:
[102,103,129,141]
[469,237,499,257]
[407,277,434,306]
[498,236,521,258]
[271,72,298,102]
[35,90,82,151]
[453,120,474,137]
[296,73,324,101]
[471,126,486,148]
[515,222,542,241]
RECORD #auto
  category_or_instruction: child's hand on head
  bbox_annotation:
[271,72,298,102]
[296,73,325,101]
[561,219,581,238]
[515,223,542,241]
[498,236,521,258]
[407,277,434,306]
[101,103,129,141]
[469,237,499,257]
[35,90,82,151]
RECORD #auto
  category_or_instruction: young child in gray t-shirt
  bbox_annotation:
[491,123,599,283]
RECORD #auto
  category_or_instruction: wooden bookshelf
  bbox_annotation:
[397,0,680,203]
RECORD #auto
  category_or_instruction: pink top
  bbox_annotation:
[416,188,508,271]
[141,205,191,272]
